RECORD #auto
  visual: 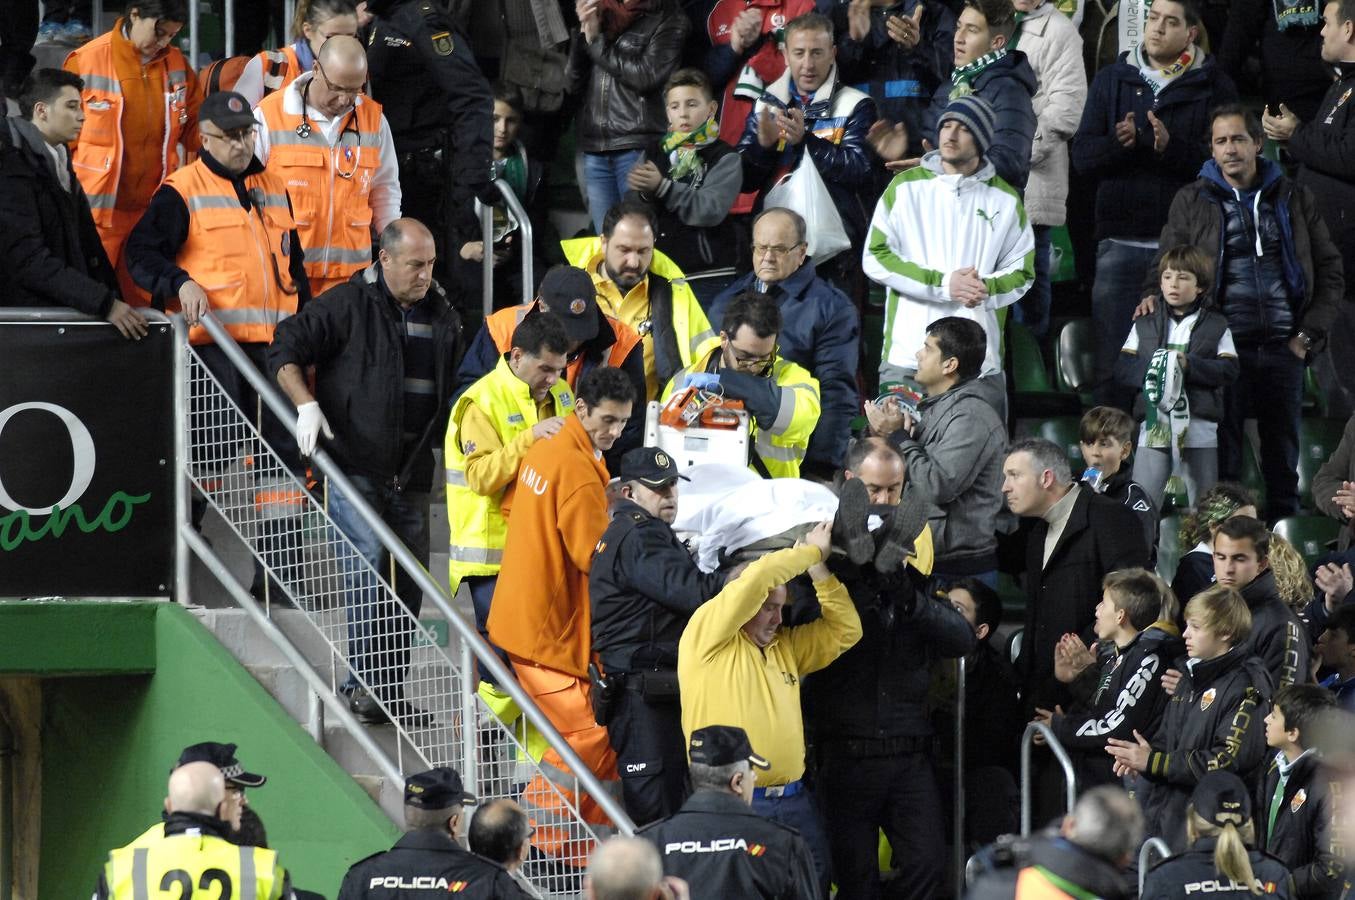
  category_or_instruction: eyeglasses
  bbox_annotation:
[201,125,256,145]
[727,343,778,371]
[316,61,366,96]
[752,242,804,258]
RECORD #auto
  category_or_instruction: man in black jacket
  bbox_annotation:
[338,767,530,900]
[804,437,975,900]
[638,725,819,900]
[0,68,145,339]
[1214,516,1312,689]
[1072,0,1237,408]
[1264,0,1355,421]
[268,219,463,727]
[364,0,492,283]
[590,446,727,825]
[1145,106,1344,519]
[1001,437,1149,715]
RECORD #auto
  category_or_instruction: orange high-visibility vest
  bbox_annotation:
[252,46,300,100]
[255,84,383,294]
[485,304,644,388]
[65,26,192,229]
[163,160,300,345]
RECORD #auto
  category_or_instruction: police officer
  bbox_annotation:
[337,767,530,899]
[123,741,267,847]
[589,446,727,825]
[363,0,492,284]
[637,726,818,900]
[95,761,291,899]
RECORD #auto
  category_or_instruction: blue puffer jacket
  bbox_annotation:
[923,49,1037,190]
[1072,50,1238,240]
[707,260,860,469]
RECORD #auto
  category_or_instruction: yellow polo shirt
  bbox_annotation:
[678,546,862,786]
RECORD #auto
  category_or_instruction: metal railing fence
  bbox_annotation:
[184,314,633,896]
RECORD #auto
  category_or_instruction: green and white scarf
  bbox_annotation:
[1144,311,1198,493]
[660,114,720,182]
[950,49,1008,98]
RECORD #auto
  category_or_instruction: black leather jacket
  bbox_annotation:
[565,3,689,153]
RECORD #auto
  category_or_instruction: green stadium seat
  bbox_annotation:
[1272,515,1340,567]
[1157,514,1185,583]
[1010,322,1080,417]
[1299,418,1345,510]
[1054,318,1097,405]
[1015,416,1083,470]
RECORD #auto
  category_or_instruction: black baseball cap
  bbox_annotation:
[1191,771,1252,827]
[199,91,257,132]
[620,446,689,487]
[689,726,770,770]
[175,742,267,788]
[404,766,477,809]
[536,266,600,345]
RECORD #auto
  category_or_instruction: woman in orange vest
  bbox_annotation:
[233,0,359,108]
[64,0,199,306]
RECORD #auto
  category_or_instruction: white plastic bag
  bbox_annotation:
[763,153,852,264]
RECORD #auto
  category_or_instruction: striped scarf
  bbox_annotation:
[660,115,720,181]
[1144,310,1198,493]
[949,49,1007,98]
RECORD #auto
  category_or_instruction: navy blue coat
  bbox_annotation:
[707,260,860,468]
[1071,51,1238,240]
[923,49,1037,191]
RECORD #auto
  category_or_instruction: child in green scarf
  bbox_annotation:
[1113,244,1239,512]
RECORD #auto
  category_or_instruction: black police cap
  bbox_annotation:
[404,766,477,809]
[619,446,689,488]
[688,725,770,770]
[1192,771,1253,827]
[175,742,267,787]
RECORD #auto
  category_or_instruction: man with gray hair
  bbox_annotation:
[707,206,862,475]
[585,838,687,900]
[1001,438,1149,715]
[967,785,1144,898]
[338,767,530,899]
[637,726,818,900]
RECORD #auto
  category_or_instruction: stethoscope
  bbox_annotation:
[295,79,362,179]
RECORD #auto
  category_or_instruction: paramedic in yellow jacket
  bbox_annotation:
[677,521,860,896]
[562,198,720,398]
[661,290,821,479]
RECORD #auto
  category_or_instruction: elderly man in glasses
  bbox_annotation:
[660,289,821,479]
[707,207,859,480]
[253,34,401,296]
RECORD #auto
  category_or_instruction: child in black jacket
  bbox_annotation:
[1258,684,1346,898]
[1114,244,1240,511]
[1108,583,1273,852]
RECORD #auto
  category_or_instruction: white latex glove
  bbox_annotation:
[296,402,333,456]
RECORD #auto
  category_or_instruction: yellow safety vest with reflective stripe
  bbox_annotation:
[560,237,719,389]
[661,350,821,479]
[102,831,285,900]
[444,356,575,588]
[162,159,300,346]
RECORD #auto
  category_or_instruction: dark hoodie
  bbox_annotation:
[923,49,1038,191]
[1239,568,1311,691]
[1137,643,1274,851]
[1050,624,1185,789]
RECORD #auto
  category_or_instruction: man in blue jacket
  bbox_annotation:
[1072,0,1236,409]
[921,0,1036,192]
[707,207,860,475]
[736,12,878,251]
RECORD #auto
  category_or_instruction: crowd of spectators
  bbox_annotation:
[7,0,1355,895]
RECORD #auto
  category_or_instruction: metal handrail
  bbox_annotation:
[953,655,966,897]
[196,313,635,836]
[183,526,405,789]
[1138,836,1172,896]
[479,177,536,318]
[1020,722,1078,836]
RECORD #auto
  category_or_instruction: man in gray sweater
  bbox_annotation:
[865,316,1007,585]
